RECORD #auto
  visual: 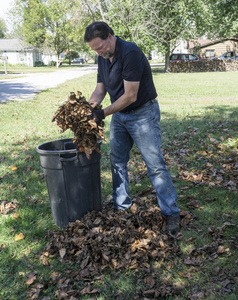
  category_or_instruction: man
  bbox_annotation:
[84,21,180,234]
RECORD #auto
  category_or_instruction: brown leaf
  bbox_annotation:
[144,276,155,288]
[25,276,36,285]
[81,256,90,269]
[50,272,61,283]
[41,255,50,266]
[143,289,156,296]
[59,248,66,259]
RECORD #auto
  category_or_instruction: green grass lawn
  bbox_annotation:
[0,70,237,299]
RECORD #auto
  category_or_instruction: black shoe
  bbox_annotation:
[165,215,180,234]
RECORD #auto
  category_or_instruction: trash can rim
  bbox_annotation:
[36,138,101,155]
[36,138,77,155]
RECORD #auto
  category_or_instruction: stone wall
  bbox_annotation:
[169,59,238,73]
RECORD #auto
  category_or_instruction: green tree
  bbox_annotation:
[105,0,152,52]
[139,0,213,70]
[11,0,79,67]
[0,18,7,38]
[64,49,79,64]
[77,0,214,69]
[207,0,238,38]
[44,1,74,60]
[22,0,47,47]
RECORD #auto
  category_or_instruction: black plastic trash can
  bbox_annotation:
[37,138,102,229]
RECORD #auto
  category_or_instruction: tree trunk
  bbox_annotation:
[164,43,171,72]
[164,52,170,72]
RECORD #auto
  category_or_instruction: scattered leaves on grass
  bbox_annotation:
[163,120,237,191]
[52,91,105,159]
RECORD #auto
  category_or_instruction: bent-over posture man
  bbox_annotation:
[84,21,180,234]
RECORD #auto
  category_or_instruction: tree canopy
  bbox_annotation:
[0,18,7,38]
[9,0,238,67]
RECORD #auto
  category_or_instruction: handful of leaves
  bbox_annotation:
[52,91,105,159]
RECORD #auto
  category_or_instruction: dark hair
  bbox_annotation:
[84,21,114,42]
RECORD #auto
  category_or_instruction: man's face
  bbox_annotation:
[88,36,114,59]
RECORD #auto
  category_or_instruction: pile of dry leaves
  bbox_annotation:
[25,204,238,299]
[52,91,104,159]
[36,206,194,298]
[45,205,183,271]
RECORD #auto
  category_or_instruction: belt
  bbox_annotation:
[122,99,157,114]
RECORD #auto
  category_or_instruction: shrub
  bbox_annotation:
[48,60,56,67]
[34,61,44,67]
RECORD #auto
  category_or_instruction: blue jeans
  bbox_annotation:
[109,100,179,216]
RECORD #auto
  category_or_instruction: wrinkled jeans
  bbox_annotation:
[110,100,179,216]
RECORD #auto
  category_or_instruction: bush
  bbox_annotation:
[48,60,57,67]
[34,61,44,67]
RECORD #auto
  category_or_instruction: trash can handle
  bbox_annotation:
[59,154,78,162]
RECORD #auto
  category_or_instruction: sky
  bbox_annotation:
[0,0,14,31]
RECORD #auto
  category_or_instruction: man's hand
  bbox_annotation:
[92,109,105,125]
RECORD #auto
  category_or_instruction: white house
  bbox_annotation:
[172,39,188,54]
[0,38,64,67]
[0,38,39,67]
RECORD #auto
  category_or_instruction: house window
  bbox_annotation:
[206,50,215,58]
[19,52,25,61]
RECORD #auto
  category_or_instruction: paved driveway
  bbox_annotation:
[0,65,97,103]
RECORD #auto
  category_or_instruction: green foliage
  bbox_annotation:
[48,60,57,66]
[12,0,78,59]
[137,0,214,69]
[22,0,47,47]
[206,0,238,38]
[0,18,7,38]
[34,60,45,67]
[8,0,238,68]
[64,49,79,63]
[44,0,74,56]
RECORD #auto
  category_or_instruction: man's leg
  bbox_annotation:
[110,113,134,210]
[126,101,180,232]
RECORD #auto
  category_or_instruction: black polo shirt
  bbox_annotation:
[97,36,157,113]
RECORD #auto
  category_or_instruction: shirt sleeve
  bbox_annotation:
[122,50,144,82]
[97,71,102,83]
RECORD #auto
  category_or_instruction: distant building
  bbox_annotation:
[0,38,64,66]
[172,39,188,54]
[188,37,238,58]
[151,39,188,62]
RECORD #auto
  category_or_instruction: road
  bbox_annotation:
[0,65,97,103]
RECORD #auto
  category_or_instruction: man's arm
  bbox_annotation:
[89,82,107,108]
[103,80,140,117]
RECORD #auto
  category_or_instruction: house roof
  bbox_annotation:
[0,38,35,51]
[188,39,219,49]
[189,37,238,49]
